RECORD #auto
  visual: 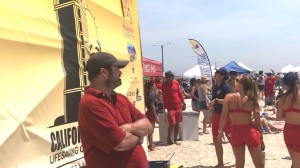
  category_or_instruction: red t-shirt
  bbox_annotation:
[78,87,147,168]
[264,77,276,96]
[157,80,184,110]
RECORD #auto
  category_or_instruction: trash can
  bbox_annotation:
[158,113,177,142]
[158,111,199,142]
[179,111,199,141]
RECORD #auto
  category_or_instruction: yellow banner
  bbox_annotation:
[0,0,144,167]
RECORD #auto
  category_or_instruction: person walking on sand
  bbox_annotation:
[209,67,233,167]
[198,75,211,134]
[157,71,186,145]
[277,72,300,168]
[144,81,160,151]
[218,75,264,168]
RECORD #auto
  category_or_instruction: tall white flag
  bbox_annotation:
[188,39,213,90]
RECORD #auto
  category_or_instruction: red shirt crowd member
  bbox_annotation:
[78,52,152,168]
[264,73,276,106]
[277,72,300,167]
[157,71,185,145]
[218,76,264,168]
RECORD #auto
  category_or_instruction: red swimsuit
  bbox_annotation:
[283,99,300,153]
[229,94,261,148]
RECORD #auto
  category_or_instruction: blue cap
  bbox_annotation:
[283,72,298,87]
[215,67,229,81]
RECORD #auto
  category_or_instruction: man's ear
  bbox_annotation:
[100,68,108,77]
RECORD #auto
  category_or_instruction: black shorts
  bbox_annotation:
[258,84,264,91]
[199,101,208,110]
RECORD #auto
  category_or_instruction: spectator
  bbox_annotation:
[277,72,300,167]
[157,71,185,145]
[264,73,276,107]
[78,52,152,168]
[190,78,200,112]
[228,70,238,92]
[144,81,160,151]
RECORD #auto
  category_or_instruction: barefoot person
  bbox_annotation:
[277,72,300,167]
[218,75,264,167]
[144,81,160,151]
[198,75,211,134]
[209,67,232,167]
[157,71,186,145]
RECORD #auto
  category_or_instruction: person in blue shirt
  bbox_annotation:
[209,67,232,168]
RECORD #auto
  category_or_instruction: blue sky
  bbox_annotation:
[137,0,300,76]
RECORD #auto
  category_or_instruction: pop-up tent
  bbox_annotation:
[223,61,250,74]
[183,64,215,78]
[238,62,254,72]
[279,64,300,73]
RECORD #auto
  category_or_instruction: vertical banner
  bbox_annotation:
[0,0,144,167]
[188,39,213,90]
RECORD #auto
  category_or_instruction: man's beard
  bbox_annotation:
[105,73,122,89]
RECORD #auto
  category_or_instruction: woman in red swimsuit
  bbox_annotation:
[218,75,264,167]
[277,72,300,167]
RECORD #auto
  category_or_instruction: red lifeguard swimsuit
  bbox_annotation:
[283,96,300,153]
[229,94,261,148]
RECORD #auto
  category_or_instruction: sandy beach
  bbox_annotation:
[148,99,290,168]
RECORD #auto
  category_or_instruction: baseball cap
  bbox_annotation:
[84,52,129,73]
[283,72,298,87]
[165,70,174,77]
[215,67,229,81]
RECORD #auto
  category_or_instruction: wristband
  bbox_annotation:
[218,130,223,133]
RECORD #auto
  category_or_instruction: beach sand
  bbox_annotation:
[148,99,290,168]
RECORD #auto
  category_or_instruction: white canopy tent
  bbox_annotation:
[183,65,215,78]
[238,62,254,72]
[294,66,300,72]
[279,64,298,73]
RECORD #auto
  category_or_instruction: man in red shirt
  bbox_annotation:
[157,71,186,145]
[78,52,152,168]
[264,73,276,107]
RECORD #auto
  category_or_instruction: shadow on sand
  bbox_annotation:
[153,140,173,147]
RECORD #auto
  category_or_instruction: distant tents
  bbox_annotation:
[279,64,300,73]
[182,61,255,78]
[223,61,251,74]
[183,65,215,78]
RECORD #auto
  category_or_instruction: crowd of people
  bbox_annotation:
[76,51,300,168]
[143,67,298,167]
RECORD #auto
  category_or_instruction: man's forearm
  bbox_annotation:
[114,132,139,151]
[120,118,152,137]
